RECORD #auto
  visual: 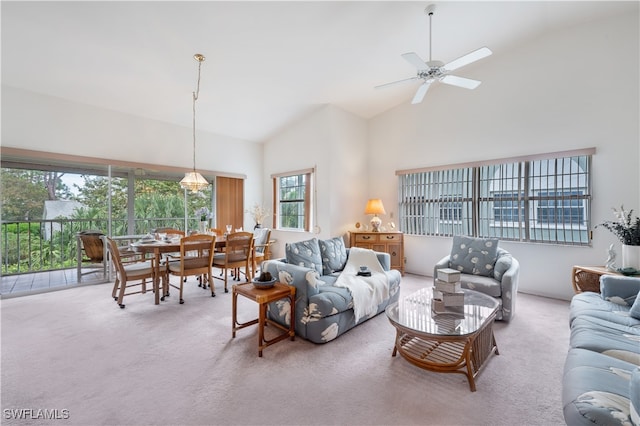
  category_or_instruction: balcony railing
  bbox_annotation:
[1,218,194,276]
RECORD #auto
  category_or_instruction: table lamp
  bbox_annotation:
[365,199,386,232]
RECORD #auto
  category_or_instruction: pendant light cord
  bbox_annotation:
[192,59,202,172]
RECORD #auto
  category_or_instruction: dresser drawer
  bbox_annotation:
[350,231,405,276]
[380,233,402,242]
[354,233,378,243]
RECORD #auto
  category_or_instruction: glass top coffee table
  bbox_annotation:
[385,286,499,391]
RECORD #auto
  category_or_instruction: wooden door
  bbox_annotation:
[216,176,244,231]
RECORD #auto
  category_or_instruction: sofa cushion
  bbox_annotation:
[570,316,640,365]
[449,235,499,277]
[630,292,640,320]
[319,237,347,275]
[563,348,636,426]
[459,274,502,297]
[569,292,640,328]
[308,270,402,321]
[631,367,640,426]
[285,237,323,275]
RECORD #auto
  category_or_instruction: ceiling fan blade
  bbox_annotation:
[440,75,482,90]
[443,47,492,72]
[411,81,432,104]
[374,76,419,89]
[401,52,428,71]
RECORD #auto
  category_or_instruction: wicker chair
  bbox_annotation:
[77,231,107,282]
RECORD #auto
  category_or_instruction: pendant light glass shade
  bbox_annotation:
[180,53,209,193]
[180,171,209,193]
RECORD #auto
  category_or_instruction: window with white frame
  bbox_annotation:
[396,149,593,245]
[272,168,314,231]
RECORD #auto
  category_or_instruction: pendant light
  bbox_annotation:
[180,53,210,193]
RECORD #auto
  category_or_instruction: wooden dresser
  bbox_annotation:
[350,231,404,275]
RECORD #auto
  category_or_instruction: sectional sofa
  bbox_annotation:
[262,237,402,343]
[563,274,640,425]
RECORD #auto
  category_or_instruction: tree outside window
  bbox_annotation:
[273,170,313,231]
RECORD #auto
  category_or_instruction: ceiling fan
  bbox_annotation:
[376,4,492,104]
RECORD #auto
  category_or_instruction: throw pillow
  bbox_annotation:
[449,235,499,277]
[630,292,640,320]
[493,249,513,281]
[319,237,348,275]
[285,238,323,276]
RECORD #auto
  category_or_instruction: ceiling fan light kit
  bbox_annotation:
[375,3,492,104]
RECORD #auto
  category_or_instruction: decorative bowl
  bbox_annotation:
[252,278,277,289]
[618,267,640,276]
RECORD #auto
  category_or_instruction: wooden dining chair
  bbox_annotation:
[209,228,223,236]
[252,228,273,276]
[166,234,216,304]
[212,231,254,293]
[208,228,225,253]
[106,237,158,309]
[154,228,186,262]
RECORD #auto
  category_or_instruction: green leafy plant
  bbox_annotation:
[598,206,640,246]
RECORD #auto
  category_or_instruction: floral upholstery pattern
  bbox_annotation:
[631,368,640,426]
[563,275,640,426]
[435,246,519,321]
[319,237,348,275]
[449,235,499,277]
[285,237,323,275]
[264,240,401,344]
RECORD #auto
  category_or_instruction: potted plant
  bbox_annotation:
[598,206,640,270]
[195,207,211,233]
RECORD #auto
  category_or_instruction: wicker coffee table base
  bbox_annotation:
[391,314,499,392]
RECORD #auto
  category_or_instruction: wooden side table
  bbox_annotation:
[232,282,296,357]
[571,266,621,294]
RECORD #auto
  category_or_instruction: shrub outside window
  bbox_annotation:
[272,168,314,232]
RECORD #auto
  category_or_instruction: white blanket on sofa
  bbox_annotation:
[334,247,389,323]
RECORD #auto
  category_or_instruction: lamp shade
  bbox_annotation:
[364,199,386,216]
[180,171,209,193]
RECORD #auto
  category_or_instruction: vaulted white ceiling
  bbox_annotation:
[2,1,635,142]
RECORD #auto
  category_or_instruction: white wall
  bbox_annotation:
[263,104,368,257]
[2,11,637,301]
[1,87,265,230]
[368,12,639,300]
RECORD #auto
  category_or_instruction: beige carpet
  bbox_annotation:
[1,274,570,425]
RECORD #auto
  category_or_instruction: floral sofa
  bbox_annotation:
[262,237,402,343]
[563,274,640,425]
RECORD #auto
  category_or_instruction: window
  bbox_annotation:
[397,149,593,245]
[272,169,314,231]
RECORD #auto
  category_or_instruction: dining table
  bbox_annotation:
[131,236,227,304]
